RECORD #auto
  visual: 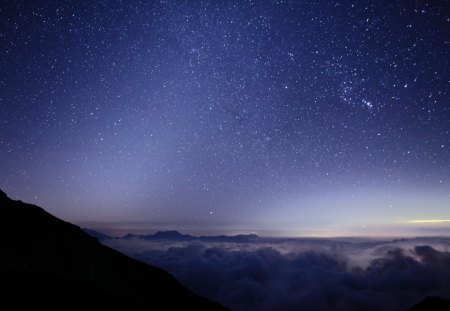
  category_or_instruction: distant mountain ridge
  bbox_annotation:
[0,189,227,310]
[85,228,259,243]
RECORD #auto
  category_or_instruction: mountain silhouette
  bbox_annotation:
[153,230,192,239]
[0,189,227,310]
[103,229,259,242]
[141,230,196,241]
[408,296,450,311]
[198,233,259,242]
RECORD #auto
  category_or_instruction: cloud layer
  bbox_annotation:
[104,237,450,311]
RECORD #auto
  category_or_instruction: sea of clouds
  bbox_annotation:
[103,236,450,311]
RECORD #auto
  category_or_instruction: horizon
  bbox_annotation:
[78,220,450,239]
[3,187,450,311]
[3,187,449,238]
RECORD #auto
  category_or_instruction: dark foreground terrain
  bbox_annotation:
[408,296,450,311]
[2,188,449,311]
[0,189,227,310]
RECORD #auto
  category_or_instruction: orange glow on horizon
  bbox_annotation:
[398,219,450,224]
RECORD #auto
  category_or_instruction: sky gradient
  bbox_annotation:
[1,0,449,236]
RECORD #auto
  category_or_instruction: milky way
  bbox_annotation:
[0,1,449,236]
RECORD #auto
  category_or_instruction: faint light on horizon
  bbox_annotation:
[397,219,450,224]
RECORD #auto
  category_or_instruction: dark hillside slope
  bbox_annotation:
[0,189,227,310]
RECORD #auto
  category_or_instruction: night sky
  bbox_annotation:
[1,0,449,236]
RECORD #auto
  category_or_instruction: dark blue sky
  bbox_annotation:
[1,0,449,236]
